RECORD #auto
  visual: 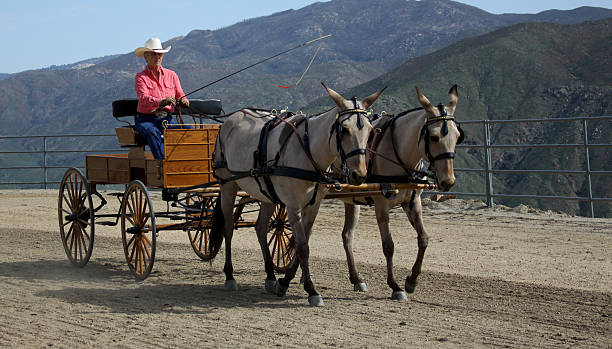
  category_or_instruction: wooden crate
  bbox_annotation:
[86,153,163,187]
[163,125,220,188]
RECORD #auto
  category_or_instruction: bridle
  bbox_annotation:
[418,105,464,171]
[330,97,370,179]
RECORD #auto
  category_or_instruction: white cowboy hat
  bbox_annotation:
[134,38,171,57]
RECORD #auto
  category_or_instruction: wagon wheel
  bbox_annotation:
[267,204,295,273]
[121,180,156,280]
[186,194,219,261]
[58,168,95,267]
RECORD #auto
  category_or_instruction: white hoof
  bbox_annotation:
[308,295,324,307]
[353,282,368,292]
[224,279,238,291]
[265,279,276,294]
[392,290,408,300]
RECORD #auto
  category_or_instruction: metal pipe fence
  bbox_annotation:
[433,116,612,218]
[1,116,611,217]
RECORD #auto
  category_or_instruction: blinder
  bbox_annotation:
[331,98,370,182]
[418,104,463,165]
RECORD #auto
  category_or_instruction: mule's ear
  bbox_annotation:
[415,86,437,117]
[446,84,458,115]
[361,86,386,110]
[322,82,347,109]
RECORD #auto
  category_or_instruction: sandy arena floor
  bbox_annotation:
[0,189,610,348]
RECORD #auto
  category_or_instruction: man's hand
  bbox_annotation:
[178,97,190,107]
[160,97,176,107]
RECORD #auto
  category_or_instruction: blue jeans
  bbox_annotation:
[134,114,193,159]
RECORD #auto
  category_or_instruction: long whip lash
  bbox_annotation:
[183,34,332,98]
[277,44,323,89]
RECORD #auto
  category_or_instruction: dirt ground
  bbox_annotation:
[0,189,610,348]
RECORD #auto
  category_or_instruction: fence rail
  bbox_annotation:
[1,116,611,217]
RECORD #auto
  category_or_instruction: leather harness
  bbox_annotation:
[213,106,369,206]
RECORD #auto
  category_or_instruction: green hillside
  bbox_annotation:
[325,19,612,217]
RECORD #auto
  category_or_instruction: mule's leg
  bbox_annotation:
[220,183,239,291]
[375,203,407,300]
[402,192,428,294]
[277,203,324,306]
[254,203,278,293]
[342,203,368,292]
[298,201,325,306]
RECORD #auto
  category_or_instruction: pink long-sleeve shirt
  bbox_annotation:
[135,66,186,114]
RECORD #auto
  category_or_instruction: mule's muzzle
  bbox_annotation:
[437,177,455,192]
[349,172,366,185]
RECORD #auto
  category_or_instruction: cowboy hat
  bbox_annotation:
[134,38,171,57]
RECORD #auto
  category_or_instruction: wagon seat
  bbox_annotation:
[112,98,223,159]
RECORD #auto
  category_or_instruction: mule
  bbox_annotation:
[209,84,384,306]
[340,85,463,300]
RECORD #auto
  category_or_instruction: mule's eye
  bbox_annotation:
[429,135,439,143]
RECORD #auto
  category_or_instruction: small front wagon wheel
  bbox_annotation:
[58,168,95,267]
[121,180,156,280]
[268,204,295,273]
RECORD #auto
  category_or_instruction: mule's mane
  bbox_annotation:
[394,106,424,119]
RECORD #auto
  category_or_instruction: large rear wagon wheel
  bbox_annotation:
[267,204,294,273]
[58,168,95,267]
[121,181,156,280]
[186,195,219,261]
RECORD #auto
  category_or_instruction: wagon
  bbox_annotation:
[57,99,435,280]
[57,99,296,279]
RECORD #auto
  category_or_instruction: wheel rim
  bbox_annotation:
[121,181,156,280]
[268,204,294,273]
[186,195,218,261]
[58,168,94,267]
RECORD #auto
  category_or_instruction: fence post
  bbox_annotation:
[483,120,494,207]
[43,136,48,190]
[582,119,595,218]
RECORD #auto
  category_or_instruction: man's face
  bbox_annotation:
[144,51,164,69]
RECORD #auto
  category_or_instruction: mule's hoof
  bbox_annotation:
[405,280,417,293]
[353,282,368,292]
[274,280,288,297]
[224,280,238,291]
[392,291,408,301]
[308,295,324,307]
[265,279,276,294]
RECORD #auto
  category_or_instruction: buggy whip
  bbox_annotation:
[182,34,332,98]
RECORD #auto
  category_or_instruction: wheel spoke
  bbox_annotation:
[63,194,72,212]
[64,224,74,244]
[142,238,152,261]
[142,234,153,249]
[128,236,137,263]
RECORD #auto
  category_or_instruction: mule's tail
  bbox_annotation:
[208,193,225,260]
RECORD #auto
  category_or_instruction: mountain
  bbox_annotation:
[39,54,122,72]
[0,0,610,138]
[326,18,612,217]
[0,0,611,216]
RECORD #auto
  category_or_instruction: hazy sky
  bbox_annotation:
[2,0,610,73]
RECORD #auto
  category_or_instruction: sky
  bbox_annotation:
[1,0,610,74]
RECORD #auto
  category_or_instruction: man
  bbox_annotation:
[134,37,190,159]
